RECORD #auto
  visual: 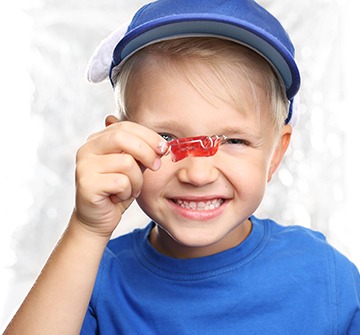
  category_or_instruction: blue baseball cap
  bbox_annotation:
[88,0,301,124]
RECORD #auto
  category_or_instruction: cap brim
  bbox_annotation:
[111,14,300,100]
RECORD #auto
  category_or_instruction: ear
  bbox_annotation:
[267,125,292,182]
[105,114,120,127]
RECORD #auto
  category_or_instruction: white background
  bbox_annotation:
[1,0,360,329]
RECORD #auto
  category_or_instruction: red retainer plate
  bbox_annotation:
[167,135,226,162]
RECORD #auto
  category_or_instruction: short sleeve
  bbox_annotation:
[80,305,98,335]
[333,248,360,334]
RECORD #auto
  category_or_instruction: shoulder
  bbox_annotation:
[252,216,329,258]
[260,216,327,242]
[265,218,357,266]
[258,216,357,268]
[105,223,152,258]
[255,216,360,329]
[91,223,152,290]
[256,216,341,258]
[253,216,359,290]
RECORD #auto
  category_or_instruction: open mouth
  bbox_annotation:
[173,199,225,211]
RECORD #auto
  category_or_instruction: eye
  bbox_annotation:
[159,133,176,142]
[223,138,249,146]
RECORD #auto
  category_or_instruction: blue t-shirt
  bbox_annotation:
[81,216,360,334]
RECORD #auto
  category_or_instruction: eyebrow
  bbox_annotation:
[139,119,187,133]
[214,125,263,139]
[139,119,262,139]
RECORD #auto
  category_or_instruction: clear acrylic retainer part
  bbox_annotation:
[166,135,227,162]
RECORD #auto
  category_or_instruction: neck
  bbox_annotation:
[148,219,252,259]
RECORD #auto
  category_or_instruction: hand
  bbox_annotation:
[73,120,167,238]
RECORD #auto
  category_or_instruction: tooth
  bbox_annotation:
[175,199,223,210]
[198,202,206,209]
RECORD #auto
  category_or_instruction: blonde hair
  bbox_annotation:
[113,37,288,133]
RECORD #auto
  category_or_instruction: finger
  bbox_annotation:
[99,153,144,198]
[89,121,168,156]
[77,153,144,199]
[85,123,167,171]
[100,173,134,201]
[79,172,134,204]
[75,172,135,229]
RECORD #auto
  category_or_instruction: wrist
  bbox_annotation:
[67,211,112,248]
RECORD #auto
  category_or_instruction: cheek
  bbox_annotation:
[227,156,269,197]
[141,170,159,191]
[136,168,168,215]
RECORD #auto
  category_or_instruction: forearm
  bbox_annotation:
[3,213,109,335]
[3,121,164,334]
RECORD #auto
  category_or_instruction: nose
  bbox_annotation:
[176,157,220,187]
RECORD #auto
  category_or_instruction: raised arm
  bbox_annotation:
[3,120,166,335]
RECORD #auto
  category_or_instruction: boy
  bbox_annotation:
[4,0,360,334]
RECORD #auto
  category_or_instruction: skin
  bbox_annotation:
[3,53,291,334]
[119,59,291,259]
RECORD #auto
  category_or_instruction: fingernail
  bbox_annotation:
[152,158,162,171]
[158,141,168,155]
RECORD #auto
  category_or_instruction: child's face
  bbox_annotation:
[126,57,291,259]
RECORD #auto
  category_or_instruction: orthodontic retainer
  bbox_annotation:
[166,135,227,162]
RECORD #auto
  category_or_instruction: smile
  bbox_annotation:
[174,199,225,211]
